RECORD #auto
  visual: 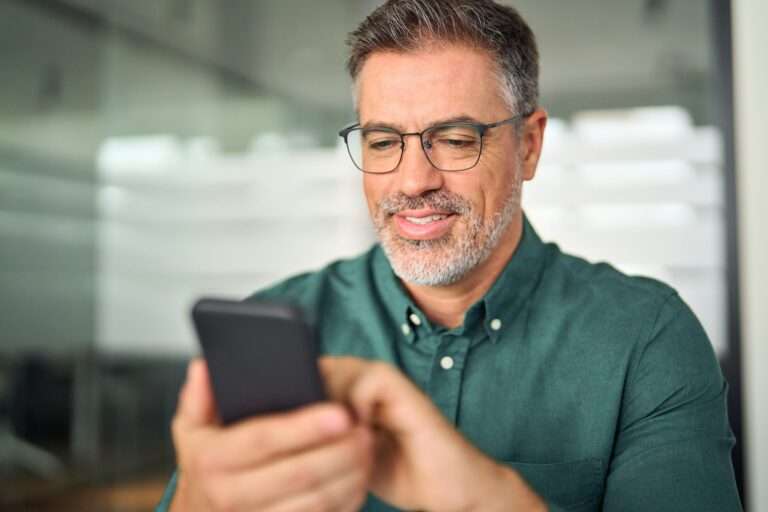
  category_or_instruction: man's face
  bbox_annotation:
[356,44,528,286]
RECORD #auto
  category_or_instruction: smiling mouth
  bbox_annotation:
[391,211,458,241]
[403,213,452,224]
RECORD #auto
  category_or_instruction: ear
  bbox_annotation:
[520,109,548,181]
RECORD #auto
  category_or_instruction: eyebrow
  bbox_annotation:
[360,114,481,131]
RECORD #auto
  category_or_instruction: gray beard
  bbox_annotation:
[373,169,522,287]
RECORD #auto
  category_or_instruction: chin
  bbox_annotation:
[380,229,475,286]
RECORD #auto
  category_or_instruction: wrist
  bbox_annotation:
[467,462,547,512]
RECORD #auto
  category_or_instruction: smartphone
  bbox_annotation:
[191,297,326,425]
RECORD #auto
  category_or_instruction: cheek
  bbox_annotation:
[481,174,513,218]
[476,153,519,216]
[442,174,486,216]
[363,175,388,212]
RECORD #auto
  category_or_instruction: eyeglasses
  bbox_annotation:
[338,113,529,174]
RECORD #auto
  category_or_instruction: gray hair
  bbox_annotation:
[346,0,539,116]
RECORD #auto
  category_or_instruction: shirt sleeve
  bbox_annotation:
[602,292,742,511]
[155,470,178,512]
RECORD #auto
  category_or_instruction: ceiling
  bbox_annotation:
[0,0,716,158]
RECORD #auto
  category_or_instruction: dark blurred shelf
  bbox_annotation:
[2,473,169,512]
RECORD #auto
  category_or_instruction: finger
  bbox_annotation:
[200,402,353,471]
[240,429,372,511]
[220,425,373,509]
[176,358,219,429]
[261,467,369,512]
[318,356,369,403]
[350,362,443,433]
[321,358,423,430]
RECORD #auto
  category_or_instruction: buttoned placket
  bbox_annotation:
[398,303,502,424]
[426,334,472,424]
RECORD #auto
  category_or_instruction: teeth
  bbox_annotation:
[405,214,448,224]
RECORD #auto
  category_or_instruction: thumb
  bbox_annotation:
[318,355,368,403]
[176,357,219,429]
[351,362,445,434]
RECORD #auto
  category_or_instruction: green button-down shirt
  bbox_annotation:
[157,216,741,512]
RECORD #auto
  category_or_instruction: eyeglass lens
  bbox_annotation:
[345,124,482,173]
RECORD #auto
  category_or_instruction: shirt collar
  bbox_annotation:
[372,213,550,345]
[480,213,549,343]
[372,245,419,343]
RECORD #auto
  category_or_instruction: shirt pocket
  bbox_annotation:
[502,458,605,511]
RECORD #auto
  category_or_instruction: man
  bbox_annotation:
[158,1,742,510]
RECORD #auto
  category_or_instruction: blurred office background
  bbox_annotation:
[1,0,765,510]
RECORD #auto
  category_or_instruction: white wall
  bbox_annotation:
[732,0,768,509]
[94,108,728,364]
[95,141,373,356]
[527,110,727,356]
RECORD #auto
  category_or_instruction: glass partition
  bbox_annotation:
[0,1,738,509]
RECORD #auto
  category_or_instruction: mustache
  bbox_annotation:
[377,190,472,216]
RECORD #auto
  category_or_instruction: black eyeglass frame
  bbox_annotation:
[338,112,531,174]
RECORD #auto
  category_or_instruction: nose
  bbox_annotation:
[395,134,444,197]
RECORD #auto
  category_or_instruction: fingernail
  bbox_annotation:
[320,406,350,435]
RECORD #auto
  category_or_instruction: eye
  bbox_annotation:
[428,125,480,150]
[368,139,398,151]
[363,131,400,152]
[439,137,476,148]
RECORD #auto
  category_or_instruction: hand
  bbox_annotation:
[169,358,373,512]
[320,357,547,512]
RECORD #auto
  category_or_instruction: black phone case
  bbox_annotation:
[191,298,326,425]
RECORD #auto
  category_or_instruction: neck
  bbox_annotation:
[402,211,524,329]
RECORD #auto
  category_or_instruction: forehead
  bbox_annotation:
[356,44,508,127]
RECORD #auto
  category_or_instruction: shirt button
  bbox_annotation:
[490,318,502,331]
[401,323,411,336]
[409,313,422,326]
[440,356,454,370]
